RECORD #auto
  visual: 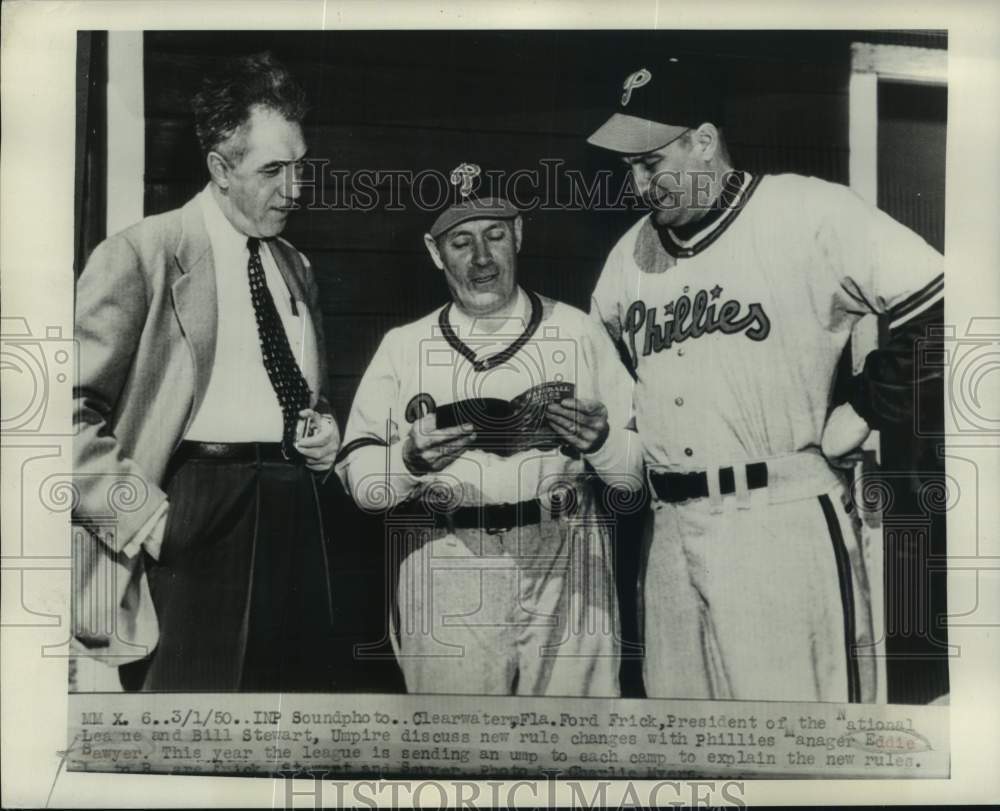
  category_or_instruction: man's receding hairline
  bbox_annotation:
[213,105,304,167]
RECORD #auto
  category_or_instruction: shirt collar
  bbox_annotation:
[447,286,528,339]
[657,170,761,259]
[198,183,254,256]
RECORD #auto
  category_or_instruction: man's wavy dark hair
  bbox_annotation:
[191,52,308,162]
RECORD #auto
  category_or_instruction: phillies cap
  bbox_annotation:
[429,162,519,238]
[587,59,724,155]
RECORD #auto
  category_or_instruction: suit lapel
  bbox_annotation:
[171,196,218,424]
[268,238,307,304]
[267,238,331,408]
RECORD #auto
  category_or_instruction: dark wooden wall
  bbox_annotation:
[141,30,947,699]
[876,81,949,703]
[143,30,865,422]
[74,31,107,277]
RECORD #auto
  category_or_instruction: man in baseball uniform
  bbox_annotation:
[585,62,943,703]
[336,164,642,696]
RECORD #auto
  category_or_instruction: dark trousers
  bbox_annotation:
[120,448,337,692]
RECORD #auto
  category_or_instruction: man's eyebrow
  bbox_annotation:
[259,151,310,170]
[449,221,507,238]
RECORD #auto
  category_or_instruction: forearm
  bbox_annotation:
[337,441,422,512]
[585,426,644,491]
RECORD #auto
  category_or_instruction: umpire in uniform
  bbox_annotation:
[336,164,642,696]
[73,53,342,691]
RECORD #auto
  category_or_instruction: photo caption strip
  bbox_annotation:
[67,693,948,779]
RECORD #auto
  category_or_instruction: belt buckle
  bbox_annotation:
[645,466,668,501]
[280,439,299,463]
[644,466,657,496]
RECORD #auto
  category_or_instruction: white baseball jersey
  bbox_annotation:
[338,286,639,509]
[592,170,942,703]
[592,171,944,472]
[337,287,639,697]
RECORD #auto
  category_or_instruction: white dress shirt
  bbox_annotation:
[185,184,320,441]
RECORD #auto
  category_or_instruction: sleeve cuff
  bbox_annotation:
[122,501,169,561]
[388,441,422,503]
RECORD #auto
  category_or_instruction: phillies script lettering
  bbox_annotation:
[623,285,771,360]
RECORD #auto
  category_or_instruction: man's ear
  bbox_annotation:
[206,150,231,190]
[423,233,445,270]
[513,215,523,253]
[691,123,720,163]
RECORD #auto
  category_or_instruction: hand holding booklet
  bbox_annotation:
[432,381,576,456]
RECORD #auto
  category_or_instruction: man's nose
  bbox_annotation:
[630,165,649,196]
[472,239,493,266]
[284,165,303,201]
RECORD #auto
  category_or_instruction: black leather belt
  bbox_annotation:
[436,498,544,533]
[648,462,769,504]
[171,440,291,465]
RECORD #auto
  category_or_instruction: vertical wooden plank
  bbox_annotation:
[848,64,888,705]
[106,32,144,235]
[848,68,882,458]
[74,32,107,275]
[849,70,879,207]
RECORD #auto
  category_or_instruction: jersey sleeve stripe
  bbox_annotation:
[887,273,943,318]
[334,436,389,466]
[889,288,942,332]
[840,277,880,314]
[888,275,944,331]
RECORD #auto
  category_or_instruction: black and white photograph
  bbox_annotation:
[2,1,999,806]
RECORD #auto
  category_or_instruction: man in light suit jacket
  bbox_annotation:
[72,53,341,692]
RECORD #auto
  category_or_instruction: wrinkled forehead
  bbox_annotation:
[237,107,307,166]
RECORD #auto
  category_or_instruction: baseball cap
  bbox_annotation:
[429,162,519,238]
[587,59,724,155]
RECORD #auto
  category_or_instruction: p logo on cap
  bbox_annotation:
[621,68,652,106]
[429,161,519,238]
[589,59,724,154]
[450,162,481,199]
